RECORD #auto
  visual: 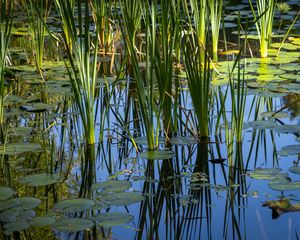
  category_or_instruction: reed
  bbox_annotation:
[182,0,208,62]
[55,0,99,145]
[23,0,52,75]
[151,0,181,136]
[0,0,13,136]
[208,0,223,62]
[182,33,211,138]
[249,0,277,58]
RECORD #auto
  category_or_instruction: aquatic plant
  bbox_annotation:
[249,0,277,58]
[23,0,52,75]
[208,0,223,61]
[182,33,211,138]
[0,0,13,135]
[183,0,208,62]
[55,0,99,145]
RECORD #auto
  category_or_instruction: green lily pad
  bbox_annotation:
[0,186,15,201]
[246,120,278,130]
[19,103,53,113]
[170,136,199,146]
[0,208,35,223]
[3,220,30,234]
[269,181,300,191]
[91,180,132,192]
[97,191,144,207]
[279,63,300,71]
[249,168,288,180]
[94,212,133,228]
[257,91,287,98]
[140,150,174,160]
[52,218,94,232]
[289,166,300,175]
[134,136,165,145]
[54,198,95,213]
[0,143,42,155]
[260,111,289,118]
[30,216,56,227]
[19,173,60,187]
[0,197,41,212]
[8,127,33,137]
[275,125,300,134]
[277,145,300,156]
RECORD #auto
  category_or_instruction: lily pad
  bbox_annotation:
[97,191,144,207]
[170,136,199,146]
[19,103,53,112]
[260,111,289,118]
[0,197,41,212]
[140,150,174,160]
[269,181,300,191]
[54,198,95,213]
[0,143,42,155]
[246,120,278,130]
[3,220,30,234]
[91,180,131,192]
[94,212,133,228]
[30,216,56,227]
[289,166,300,175]
[277,145,300,156]
[19,173,60,187]
[275,125,300,134]
[8,127,33,137]
[134,136,165,145]
[249,168,288,180]
[52,218,94,232]
[0,186,15,201]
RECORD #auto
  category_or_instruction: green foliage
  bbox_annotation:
[55,0,99,145]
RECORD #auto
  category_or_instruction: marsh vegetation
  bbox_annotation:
[1,0,300,239]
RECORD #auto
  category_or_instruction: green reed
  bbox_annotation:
[23,0,51,75]
[121,0,180,148]
[249,0,277,58]
[151,0,181,136]
[183,0,208,62]
[183,33,211,138]
[0,0,13,135]
[55,0,99,145]
[208,0,223,62]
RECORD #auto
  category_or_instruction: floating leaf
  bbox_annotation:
[275,125,300,134]
[8,127,33,137]
[0,186,14,201]
[249,168,288,180]
[140,150,174,160]
[19,173,60,187]
[269,181,300,191]
[134,136,165,145]
[289,166,300,175]
[30,216,56,227]
[19,103,53,112]
[97,192,144,207]
[170,136,199,146]
[263,198,300,219]
[260,111,289,118]
[4,220,30,234]
[91,180,131,192]
[0,197,41,212]
[247,120,278,130]
[94,212,133,228]
[277,145,300,156]
[0,143,42,155]
[52,218,94,232]
[54,198,95,213]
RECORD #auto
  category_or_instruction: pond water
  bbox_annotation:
[1,0,300,239]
